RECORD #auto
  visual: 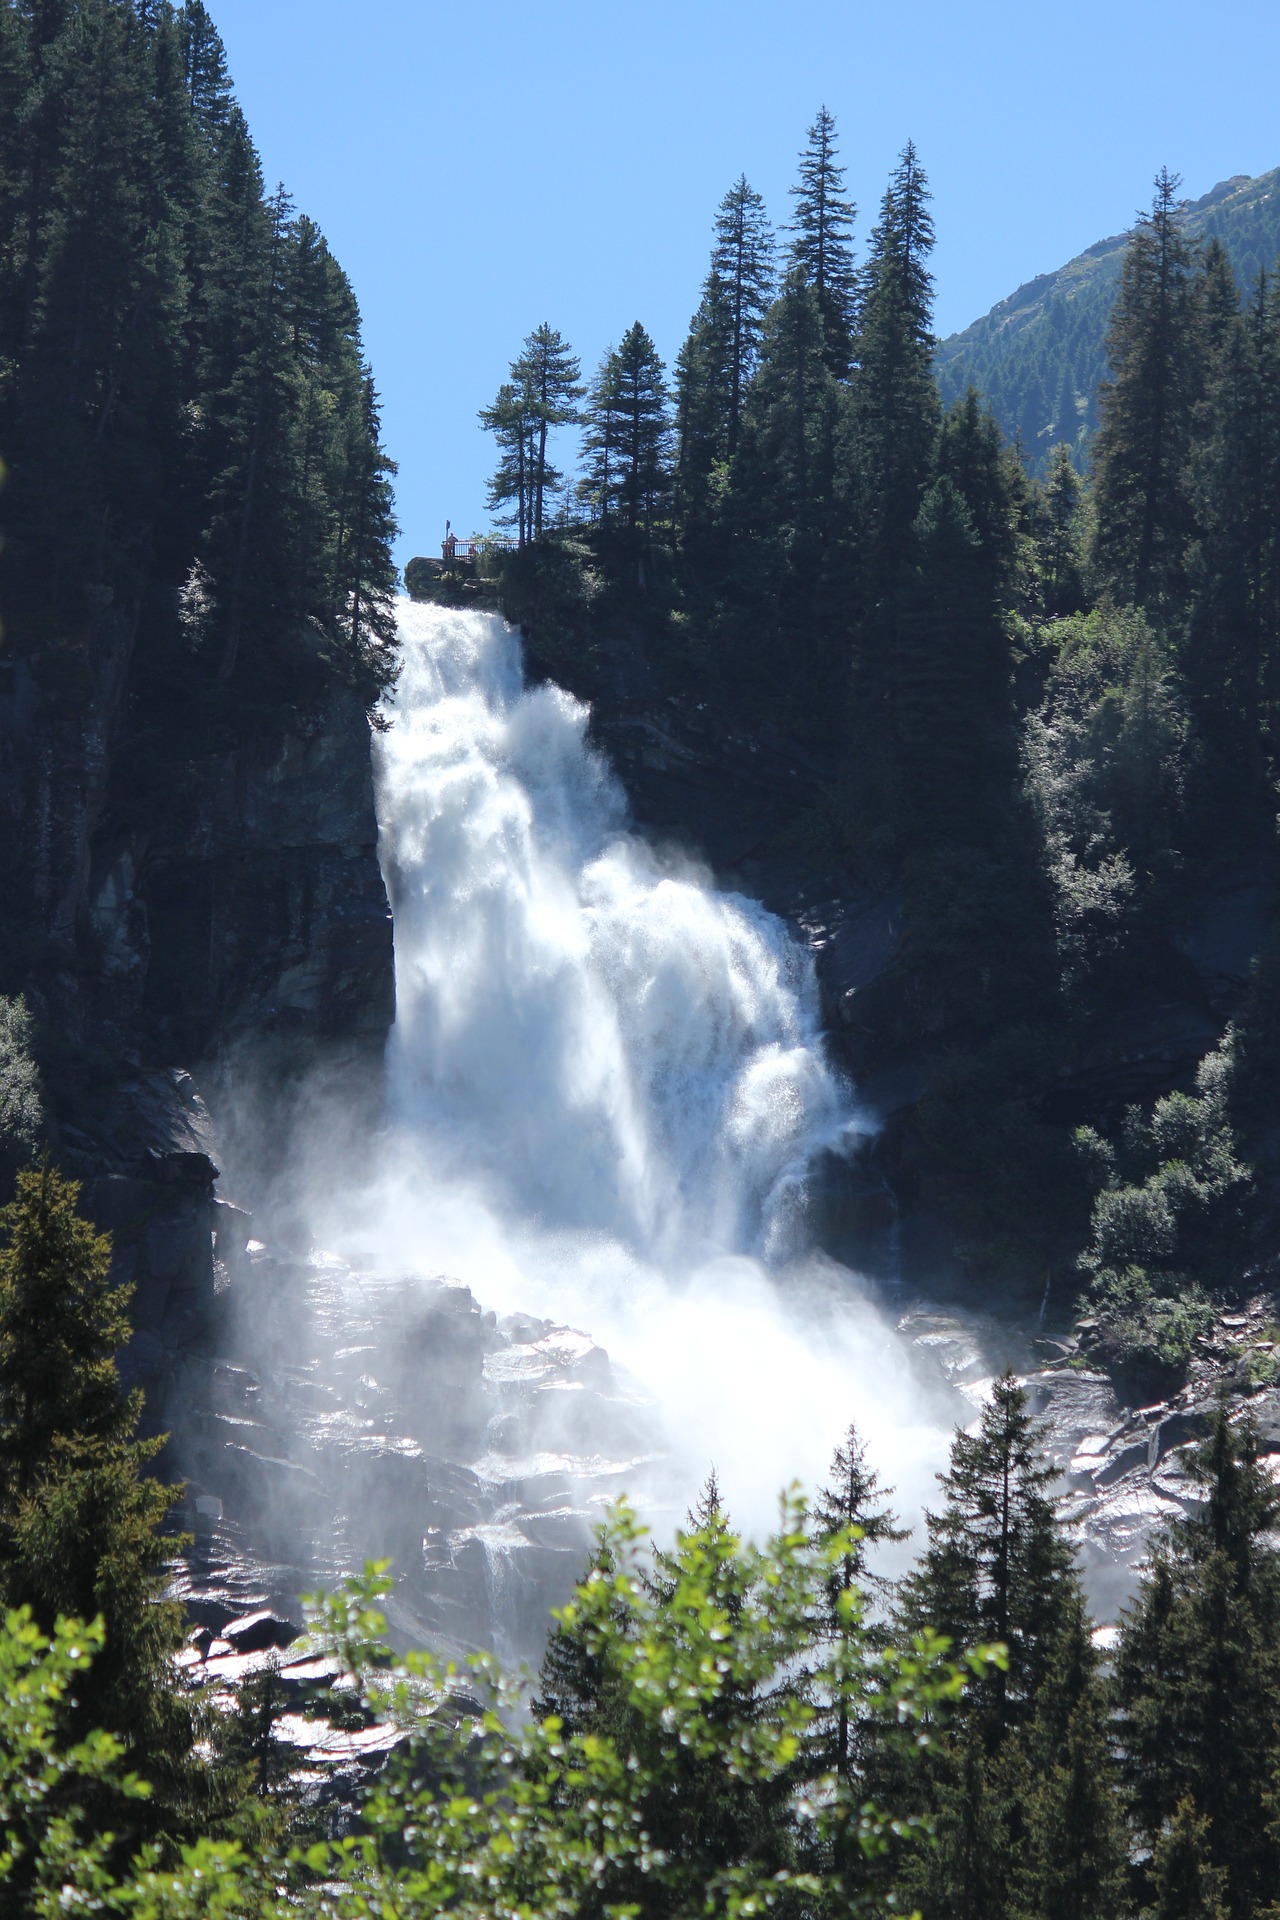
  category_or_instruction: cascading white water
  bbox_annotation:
[329,599,946,1538]
[380,601,853,1265]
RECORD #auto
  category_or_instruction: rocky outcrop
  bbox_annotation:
[902,1296,1280,1618]
[94,673,394,1063]
[2,596,395,1435]
[549,640,1280,1298]
[156,1247,658,1664]
[53,1068,232,1412]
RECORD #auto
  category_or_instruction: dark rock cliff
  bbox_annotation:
[521,618,1280,1297]
[1,595,395,1406]
[0,601,394,1067]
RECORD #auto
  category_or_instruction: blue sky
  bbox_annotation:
[209,0,1280,567]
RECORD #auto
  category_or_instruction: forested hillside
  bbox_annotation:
[0,0,397,690]
[937,166,1280,473]
[0,0,398,1087]
[450,133,1280,1396]
[9,11,1280,1908]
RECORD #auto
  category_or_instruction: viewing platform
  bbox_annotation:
[404,530,508,606]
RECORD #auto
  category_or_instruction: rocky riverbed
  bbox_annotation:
[902,1293,1280,1623]
[160,1244,662,1669]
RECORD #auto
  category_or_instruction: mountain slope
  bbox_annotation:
[937,168,1280,474]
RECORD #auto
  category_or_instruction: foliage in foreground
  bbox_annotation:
[7,1170,1280,1920]
[0,1504,991,1919]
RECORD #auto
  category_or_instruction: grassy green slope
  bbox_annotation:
[937,168,1280,474]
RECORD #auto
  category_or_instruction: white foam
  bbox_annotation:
[322,599,945,1542]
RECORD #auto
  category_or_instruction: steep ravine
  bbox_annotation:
[140,601,952,1664]
[14,595,1278,1671]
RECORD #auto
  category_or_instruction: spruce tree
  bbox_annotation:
[643,1477,799,1910]
[901,1372,1077,1737]
[1007,1599,1125,1920]
[178,0,233,139]
[897,1376,1087,1920]
[1185,262,1280,806]
[673,269,736,534]
[511,323,583,539]
[1113,1402,1280,1918]
[0,1164,211,1857]
[1091,169,1202,614]
[788,105,857,376]
[1146,1801,1230,1920]
[808,1425,905,1791]
[847,138,938,586]
[844,141,940,829]
[1036,441,1086,617]
[733,268,835,531]
[894,475,1009,844]
[0,0,397,706]
[533,1533,632,1740]
[811,1421,906,1601]
[937,389,1022,606]
[710,175,775,457]
[335,368,399,690]
[480,377,535,546]
[580,323,671,586]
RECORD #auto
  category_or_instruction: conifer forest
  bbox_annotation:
[7,3,1280,1916]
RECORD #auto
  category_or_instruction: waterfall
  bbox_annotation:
[379,601,854,1263]
[326,599,944,1540]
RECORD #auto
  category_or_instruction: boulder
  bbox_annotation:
[222,1609,300,1654]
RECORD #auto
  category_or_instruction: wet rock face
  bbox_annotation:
[160,1251,659,1666]
[898,1304,1280,1623]
[55,1069,229,1399]
[0,601,393,1070]
[134,680,395,1062]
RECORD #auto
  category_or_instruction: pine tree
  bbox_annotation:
[580,323,671,587]
[788,105,857,376]
[902,1372,1076,1727]
[511,323,582,539]
[1091,169,1202,614]
[1036,441,1086,617]
[710,175,775,457]
[1113,1401,1280,1918]
[674,269,736,533]
[0,1164,212,1859]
